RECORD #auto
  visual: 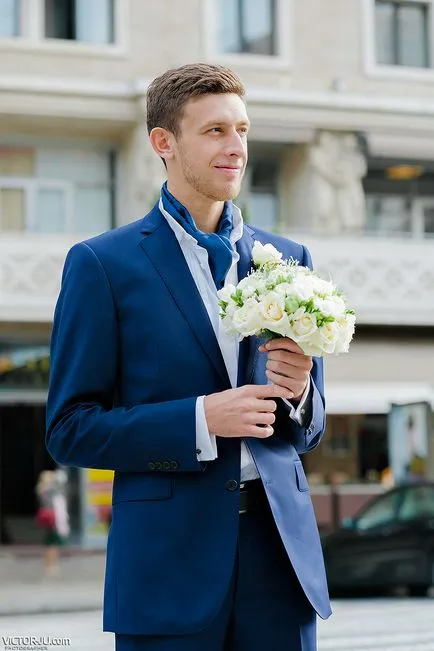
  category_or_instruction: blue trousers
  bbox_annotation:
[115,500,316,651]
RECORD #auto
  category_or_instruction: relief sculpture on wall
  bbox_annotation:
[286,130,367,235]
[308,131,367,234]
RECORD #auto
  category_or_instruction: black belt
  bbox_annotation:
[239,479,269,514]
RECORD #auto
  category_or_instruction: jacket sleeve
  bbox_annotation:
[275,244,326,454]
[46,242,204,474]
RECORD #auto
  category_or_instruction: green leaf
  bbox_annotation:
[284,296,299,314]
[316,314,335,327]
[231,288,244,307]
[258,329,281,340]
[301,298,316,314]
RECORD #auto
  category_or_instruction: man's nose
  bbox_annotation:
[225,130,246,158]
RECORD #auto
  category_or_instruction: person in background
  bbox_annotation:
[35,468,70,577]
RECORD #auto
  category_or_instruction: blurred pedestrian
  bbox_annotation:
[35,468,70,577]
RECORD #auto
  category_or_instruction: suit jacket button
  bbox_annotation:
[155,462,162,471]
[148,462,156,471]
[163,461,171,471]
[225,479,238,491]
[171,461,179,470]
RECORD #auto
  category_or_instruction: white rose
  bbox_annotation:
[334,314,356,353]
[311,276,335,295]
[258,292,291,335]
[252,241,283,267]
[274,282,294,296]
[297,341,324,357]
[313,294,346,318]
[290,306,306,320]
[289,277,315,302]
[315,321,341,354]
[237,275,265,299]
[231,297,263,337]
[290,313,318,342]
[217,283,238,320]
[217,283,236,304]
[266,267,293,283]
[294,264,310,277]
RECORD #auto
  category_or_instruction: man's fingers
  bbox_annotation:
[246,411,276,426]
[244,383,293,400]
[246,424,274,438]
[259,337,304,354]
[266,349,312,369]
[266,359,309,379]
[265,368,291,387]
[253,398,277,412]
[265,370,304,397]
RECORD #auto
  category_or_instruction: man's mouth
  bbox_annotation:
[214,165,242,174]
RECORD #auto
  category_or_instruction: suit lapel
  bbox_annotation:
[236,225,257,387]
[139,207,230,386]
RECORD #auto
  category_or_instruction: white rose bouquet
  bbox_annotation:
[218,241,355,357]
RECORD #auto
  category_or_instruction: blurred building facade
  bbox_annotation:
[1,0,434,542]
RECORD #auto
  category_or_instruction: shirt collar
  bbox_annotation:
[159,196,244,249]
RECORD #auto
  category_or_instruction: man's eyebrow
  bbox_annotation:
[200,119,251,130]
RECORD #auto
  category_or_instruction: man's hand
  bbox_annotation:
[204,384,293,439]
[258,338,312,402]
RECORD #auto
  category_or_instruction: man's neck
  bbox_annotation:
[166,181,224,233]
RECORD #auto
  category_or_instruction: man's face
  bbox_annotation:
[171,93,249,202]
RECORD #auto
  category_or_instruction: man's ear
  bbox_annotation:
[149,127,175,164]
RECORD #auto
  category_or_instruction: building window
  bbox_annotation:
[364,159,434,237]
[0,0,19,37]
[0,146,115,234]
[375,1,430,68]
[45,0,114,44]
[218,0,276,55]
[365,195,412,234]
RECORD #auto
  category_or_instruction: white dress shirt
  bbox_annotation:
[159,199,310,481]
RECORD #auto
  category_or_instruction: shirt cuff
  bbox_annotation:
[195,396,218,461]
[286,378,311,425]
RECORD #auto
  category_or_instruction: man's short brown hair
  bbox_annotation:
[146,63,245,137]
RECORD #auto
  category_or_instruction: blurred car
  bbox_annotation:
[321,481,434,596]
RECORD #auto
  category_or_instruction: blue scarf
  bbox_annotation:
[161,183,234,290]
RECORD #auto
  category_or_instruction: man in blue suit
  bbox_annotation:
[46,63,331,650]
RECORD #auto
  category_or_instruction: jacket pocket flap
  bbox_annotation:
[294,461,309,492]
[112,474,172,504]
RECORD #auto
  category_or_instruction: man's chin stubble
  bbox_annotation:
[208,183,242,202]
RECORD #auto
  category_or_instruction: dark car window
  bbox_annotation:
[355,491,402,532]
[398,485,434,521]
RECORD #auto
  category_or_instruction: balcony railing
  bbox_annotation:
[288,232,434,326]
[1,231,434,325]
[0,234,76,322]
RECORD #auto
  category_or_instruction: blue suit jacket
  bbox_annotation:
[46,205,331,635]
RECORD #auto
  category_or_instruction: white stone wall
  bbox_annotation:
[2,0,434,325]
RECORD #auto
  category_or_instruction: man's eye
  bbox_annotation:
[210,127,222,133]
